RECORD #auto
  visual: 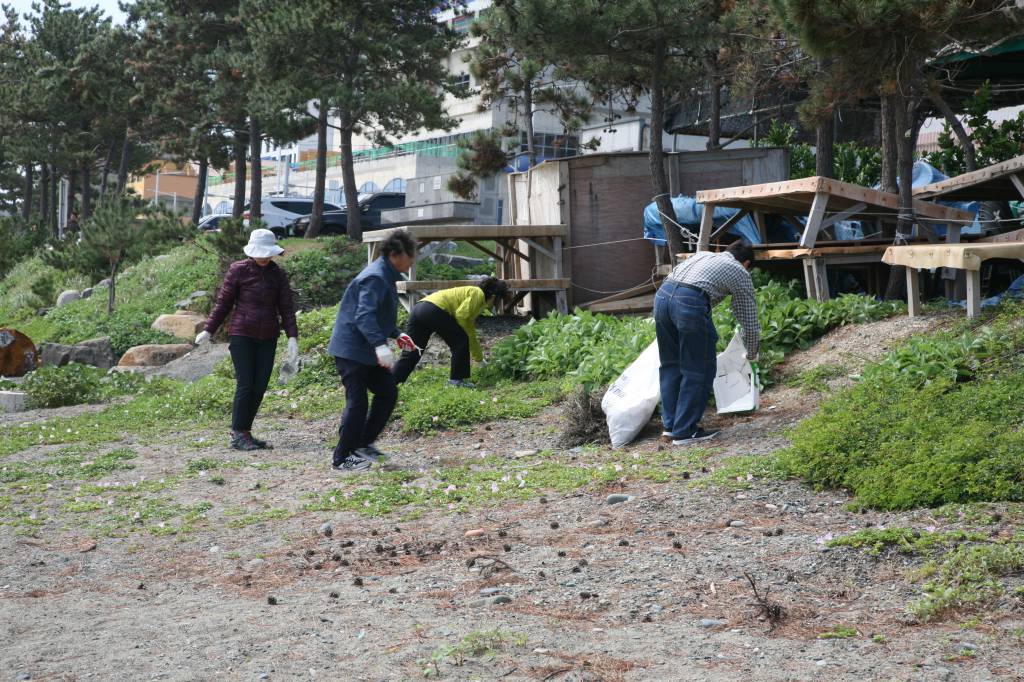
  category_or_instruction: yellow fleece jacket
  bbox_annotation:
[423,286,488,361]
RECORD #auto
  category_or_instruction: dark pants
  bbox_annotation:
[229,335,278,432]
[653,282,717,439]
[334,356,398,461]
[392,301,471,383]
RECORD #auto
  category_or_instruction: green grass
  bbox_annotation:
[419,628,528,678]
[827,527,987,556]
[819,625,859,639]
[786,363,846,393]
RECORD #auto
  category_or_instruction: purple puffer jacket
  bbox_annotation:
[205,259,299,340]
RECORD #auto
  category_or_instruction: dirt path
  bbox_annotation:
[3,313,1022,681]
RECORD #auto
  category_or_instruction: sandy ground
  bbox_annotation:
[3,312,1023,682]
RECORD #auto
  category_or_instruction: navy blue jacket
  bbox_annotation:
[328,256,402,365]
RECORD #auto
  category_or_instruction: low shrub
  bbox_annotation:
[781,303,1024,510]
[20,363,148,409]
[281,237,364,308]
[416,258,494,280]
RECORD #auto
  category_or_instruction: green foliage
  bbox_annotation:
[828,527,987,556]
[415,258,495,281]
[912,537,1024,620]
[0,254,89,334]
[0,215,51,280]
[755,121,881,184]
[787,363,845,392]
[1,446,136,486]
[20,363,146,409]
[419,629,528,677]
[926,82,1024,176]
[818,625,859,639]
[196,218,247,283]
[280,237,364,308]
[490,310,655,385]
[781,304,1024,509]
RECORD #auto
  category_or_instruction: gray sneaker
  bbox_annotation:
[672,428,720,446]
[332,453,371,472]
[447,379,475,388]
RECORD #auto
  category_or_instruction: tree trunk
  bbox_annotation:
[249,118,262,220]
[524,82,536,168]
[49,165,58,235]
[339,111,362,241]
[879,94,898,194]
[116,131,131,193]
[81,159,92,219]
[22,163,33,220]
[815,109,835,178]
[231,132,247,219]
[928,87,976,172]
[40,163,49,224]
[306,102,329,239]
[192,157,208,225]
[884,93,919,300]
[99,140,115,196]
[649,39,686,259]
[705,59,722,151]
[68,169,78,218]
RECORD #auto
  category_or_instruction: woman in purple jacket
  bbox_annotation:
[196,229,299,451]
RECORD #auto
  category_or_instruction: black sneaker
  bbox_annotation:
[246,432,272,450]
[230,431,260,451]
[672,428,720,446]
[355,444,389,462]
[332,453,371,472]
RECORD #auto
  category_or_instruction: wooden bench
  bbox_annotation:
[882,242,1024,317]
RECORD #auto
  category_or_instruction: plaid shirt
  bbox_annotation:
[666,251,760,359]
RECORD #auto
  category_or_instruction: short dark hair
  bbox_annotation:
[726,239,754,264]
[381,229,416,258]
[478,277,510,301]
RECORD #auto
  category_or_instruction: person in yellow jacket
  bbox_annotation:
[393,277,510,387]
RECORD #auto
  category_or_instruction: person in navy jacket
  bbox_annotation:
[327,229,417,471]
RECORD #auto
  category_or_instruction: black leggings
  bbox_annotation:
[393,301,470,383]
[228,335,277,432]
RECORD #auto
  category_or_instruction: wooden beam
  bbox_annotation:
[465,239,502,261]
[586,293,656,314]
[819,202,868,232]
[810,258,829,301]
[494,238,531,262]
[362,223,568,242]
[580,281,658,309]
[709,209,749,241]
[906,268,921,317]
[697,202,714,251]
[397,278,570,293]
[1010,173,1024,200]
[799,191,830,248]
[522,237,556,261]
[966,269,982,318]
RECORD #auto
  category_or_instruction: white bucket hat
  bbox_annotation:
[243,228,284,258]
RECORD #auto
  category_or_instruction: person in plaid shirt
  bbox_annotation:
[655,239,760,444]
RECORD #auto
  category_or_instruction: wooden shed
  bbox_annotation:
[508,149,789,309]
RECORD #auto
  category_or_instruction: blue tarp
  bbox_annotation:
[643,160,982,245]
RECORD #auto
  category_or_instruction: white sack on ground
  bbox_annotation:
[602,340,661,448]
[713,333,759,414]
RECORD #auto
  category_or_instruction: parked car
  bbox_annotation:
[243,197,343,237]
[196,214,232,232]
[289,192,406,237]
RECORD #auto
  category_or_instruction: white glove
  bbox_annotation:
[194,331,211,345]
[287,337,299,364]
[375,344,396,369]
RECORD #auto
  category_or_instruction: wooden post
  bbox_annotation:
[697,202,714,251]
[802,260,817,299]
[553,235,568,314]
[966,269,981,318]
[798,191,829,248]
[906,268,921,317]
[810,258,830,301]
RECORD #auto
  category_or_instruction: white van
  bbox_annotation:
[245,198,342,236]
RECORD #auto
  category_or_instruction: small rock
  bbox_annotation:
[56,290,81,307]
[649,604,663,614]
[80,287,93,299]
[728,520,746,528]
[606,494,633,505]
[258,674,269,680]
[464,528,486,538]
[698,618,726,628]
[16,674,32,681]
[319,522,333,537]
[244,559,265,572]
[513,449,538,458]
[479,587,502,596]
[491,595,513,605]
[815,660,827,667]
[266,596,278,605]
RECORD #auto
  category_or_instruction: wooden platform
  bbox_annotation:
[363,224,569,314]
[913,155,1024,201]
[883,242,1024,317]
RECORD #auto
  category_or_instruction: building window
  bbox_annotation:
[519,131,580,159]
[454,72,471,89]
[359,181,381,193]
[383,178,406,192]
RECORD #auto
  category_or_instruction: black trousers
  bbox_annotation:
[393,301,470,383]
[334,356,398,461]
[229,335,278,432]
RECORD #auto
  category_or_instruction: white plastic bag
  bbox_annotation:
[602,340,661,448]
[713,333,759,413]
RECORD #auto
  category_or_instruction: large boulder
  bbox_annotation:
[56,290,82,307]
[0,328,39,377]
[38,336,117,370]
[151,313,206,341]
[118,343,193,367]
